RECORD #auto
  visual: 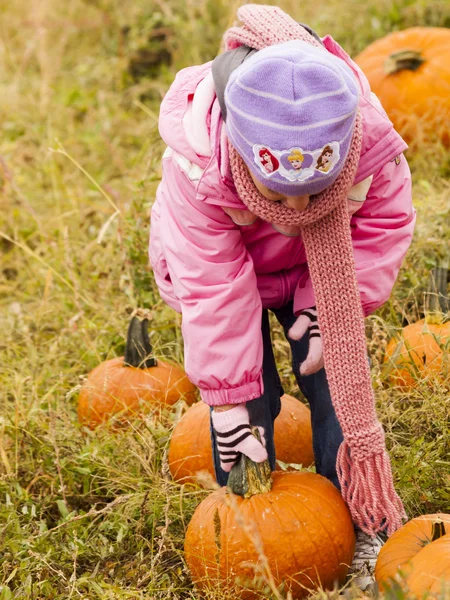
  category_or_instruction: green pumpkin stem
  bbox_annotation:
[431,520,446,542]
[424,265,449,323]
[384,50,425,75]
[227,428,272,499]
[124,313,157,369]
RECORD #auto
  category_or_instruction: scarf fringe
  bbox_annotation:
[337,441,407,536]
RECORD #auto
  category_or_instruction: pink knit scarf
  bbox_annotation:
[226,4,406,536]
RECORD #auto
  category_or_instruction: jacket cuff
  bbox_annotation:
[199,375,264,406]
[293,286,316,316]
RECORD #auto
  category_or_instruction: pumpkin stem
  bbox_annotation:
[227,428,272,499]
[424,265,449,324]
[124,312,157,368]
[431,520,446,542]
[384,50,425,75]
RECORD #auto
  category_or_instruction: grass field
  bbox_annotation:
[1,0,450,598]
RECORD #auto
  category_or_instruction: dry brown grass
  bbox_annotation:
[0,0,449,597]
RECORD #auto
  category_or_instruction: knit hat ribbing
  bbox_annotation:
[225,40,359,196]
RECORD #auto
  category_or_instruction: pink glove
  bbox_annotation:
[288,306,324,376]
[211,404,268,472]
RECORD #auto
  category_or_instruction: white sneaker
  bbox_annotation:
[349,529,385,591]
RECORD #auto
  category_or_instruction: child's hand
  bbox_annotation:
[211,404,268,472]
[288,307,324,376]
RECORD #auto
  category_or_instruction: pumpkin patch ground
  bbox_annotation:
[1,0,450,599]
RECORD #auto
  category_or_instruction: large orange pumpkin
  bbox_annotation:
[375,514,450,597]
[354,27,450,145]
[77,312,196,428]
[185,454,355,599]
[383,319,450,388]
[168,394,314,483]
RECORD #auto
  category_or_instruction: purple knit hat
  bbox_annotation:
[224,40,360,196]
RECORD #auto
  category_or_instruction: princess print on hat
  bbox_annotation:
[316,145,334,173]
[253,145,313,182]
[252,143,340,184]
[287,149,304,171]
[258,147,279,174]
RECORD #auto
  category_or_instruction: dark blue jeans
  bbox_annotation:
[210,302,344,489]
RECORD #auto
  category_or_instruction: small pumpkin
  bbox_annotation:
[375,514,450,596]
[354,27,450,145]
[77,310,196,428]
[168,394,314,484]
[407,532,450,599]
[185,446,355,599]
[384,320,450,388]
[383,267,450,388]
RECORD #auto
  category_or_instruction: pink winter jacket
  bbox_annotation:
[149,36,416,407]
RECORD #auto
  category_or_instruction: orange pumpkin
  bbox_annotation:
[168,401,214,483]
[383,319,450,388]
[384,267,450,388]
[407,533,450,599]
[354,27,450,145]
[375,514,450,597]
[185,454,355,599]
[77,312,196,428]
[168,394,314,483]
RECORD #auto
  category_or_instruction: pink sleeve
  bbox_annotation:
[157,159,264,406]
[293,155,415,316]
[350,154,415,316]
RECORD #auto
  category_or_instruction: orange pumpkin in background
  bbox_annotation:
[383,267,450,388]
[168,401,214,483]
[185,454,355,599]
[77,311,196,428]
[168,394,314,483]
[375,514,450,597]
[383,319,450,388]
[354,27,450,145]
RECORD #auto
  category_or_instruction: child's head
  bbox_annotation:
[224,40,359,197]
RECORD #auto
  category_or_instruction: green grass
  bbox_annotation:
[1,0,450,598]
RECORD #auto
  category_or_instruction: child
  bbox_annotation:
[149,4,415,588]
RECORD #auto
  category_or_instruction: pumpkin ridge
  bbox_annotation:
[211,499,228,577]
[283,487,344,578]
[276,500,319,594]
[283,491,328,588]
[247,496,277,589]
[254,489,316,594]
[276,474,345,520]
[221,497,233,587]
[194,495,224,575]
